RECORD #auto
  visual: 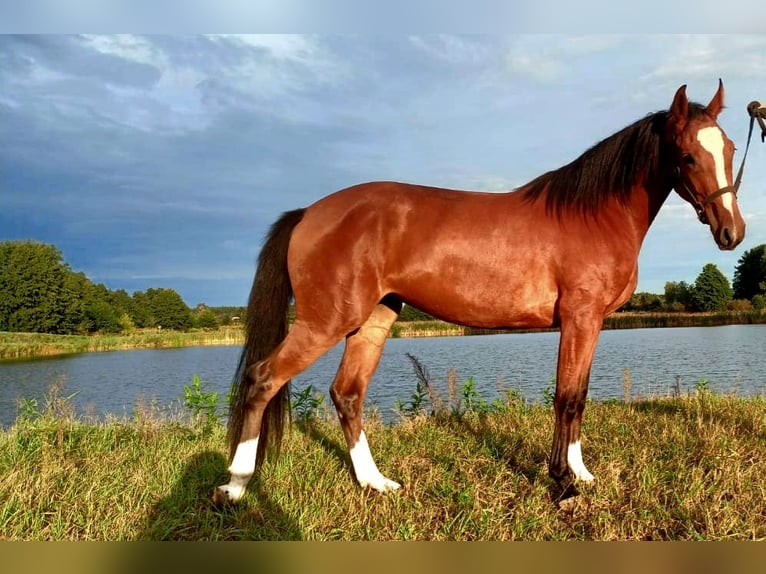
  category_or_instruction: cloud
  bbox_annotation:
[3,34,766,307]
[644,35,766,86]
[408,35,493,65]
[504,34,625,83]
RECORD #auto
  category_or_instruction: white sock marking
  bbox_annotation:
[216,438,258,502]
[229,437,259,476]
[568,440,595,482]
[697,126,734,214]
[349,430,401,492]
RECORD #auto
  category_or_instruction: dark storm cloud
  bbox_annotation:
[0,35,378,304]
[2,34,765,305]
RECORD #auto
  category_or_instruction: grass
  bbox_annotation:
[391,321,464,338]
[0,328,245,361]
[602,310,766,330]
[1,378,765,540]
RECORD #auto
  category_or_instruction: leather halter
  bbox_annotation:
[674,103,761,225]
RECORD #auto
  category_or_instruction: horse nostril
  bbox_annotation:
[722,227,733,247]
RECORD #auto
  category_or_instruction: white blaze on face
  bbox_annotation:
[696,126,734,214]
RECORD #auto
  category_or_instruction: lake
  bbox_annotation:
[1,325,765,428]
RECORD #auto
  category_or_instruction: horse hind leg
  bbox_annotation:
[330,297,402,492]
[214,322,339,505]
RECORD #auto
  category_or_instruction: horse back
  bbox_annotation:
[288,181,638,329]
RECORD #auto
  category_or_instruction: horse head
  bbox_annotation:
[667,79,746,250]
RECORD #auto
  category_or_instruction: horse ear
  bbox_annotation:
[669,84,689,135]
[706,78,725,119]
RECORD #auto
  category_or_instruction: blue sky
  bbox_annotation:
[2,35,766,306]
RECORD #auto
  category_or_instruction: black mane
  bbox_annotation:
[520,103,710,216]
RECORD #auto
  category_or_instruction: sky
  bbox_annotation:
[2,34,766,307]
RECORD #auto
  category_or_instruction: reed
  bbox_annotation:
[603,310,766,330]
[391,321,464,338]
[0,328,245,361]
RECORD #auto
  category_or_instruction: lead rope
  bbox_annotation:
[748,100,766,143]
[731,101,765,193]
[700,99,765,210]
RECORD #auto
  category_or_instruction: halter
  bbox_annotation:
[674,101,763,225]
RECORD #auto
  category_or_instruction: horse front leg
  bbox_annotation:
[549,308,602,493]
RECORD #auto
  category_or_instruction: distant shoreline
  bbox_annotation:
[0,328,245,362]
[394,310,766,337]
[2,311,766,361]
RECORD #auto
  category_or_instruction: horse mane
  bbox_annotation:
[519,102,711,216]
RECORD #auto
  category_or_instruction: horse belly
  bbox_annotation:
[393,265,558,329]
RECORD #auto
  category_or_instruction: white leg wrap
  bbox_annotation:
[568,440,595,482]
[215,438,258,503]
[349,431,401,492]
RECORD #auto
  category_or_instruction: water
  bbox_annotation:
[1,325,765,428]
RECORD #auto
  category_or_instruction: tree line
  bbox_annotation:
[0,240,241,335]
[2,240,766,335]
[618,244,766,313]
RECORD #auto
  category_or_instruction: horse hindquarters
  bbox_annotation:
[214,209,342,505]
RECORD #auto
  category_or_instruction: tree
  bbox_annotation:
[692,263,733,312]
[0,241,80,333]
[191,304,218,329]
[192,307,219,330]
[129,291,155,328]
[59,271,91,333]
[663,281,693,311]
[621,291,663,312]
[144,288,192,330]
[398,304,437,322]
[732,244,766,302]
[84,300,122,333]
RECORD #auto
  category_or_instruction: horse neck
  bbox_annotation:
[645,180,674,226]
[616,179,674,242]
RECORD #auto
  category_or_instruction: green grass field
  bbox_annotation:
[1,379,764,541]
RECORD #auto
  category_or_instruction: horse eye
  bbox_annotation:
[682,154,695,165]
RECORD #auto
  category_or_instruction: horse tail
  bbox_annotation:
[227,208,306,470]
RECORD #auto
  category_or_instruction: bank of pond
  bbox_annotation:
[2,310,766,361]
[2,324,765,431]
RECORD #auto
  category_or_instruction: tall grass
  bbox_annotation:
[0,328,245,361]
[1,372,764,540]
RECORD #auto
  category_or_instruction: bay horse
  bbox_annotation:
[214,81,745,505]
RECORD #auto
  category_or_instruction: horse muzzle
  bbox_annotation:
[709,208,745,250]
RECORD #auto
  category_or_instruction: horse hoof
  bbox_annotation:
[212,485,242,507]
[573,468,595,483]
[212,487,229,508]
[360,475,402,492]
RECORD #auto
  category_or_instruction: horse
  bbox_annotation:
[213,80,745,505]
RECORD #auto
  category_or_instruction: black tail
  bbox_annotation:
[227,208,306,470]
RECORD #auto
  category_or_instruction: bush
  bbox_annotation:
[726,299,753,312]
